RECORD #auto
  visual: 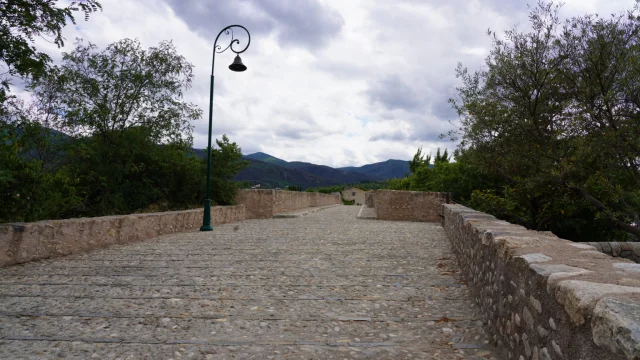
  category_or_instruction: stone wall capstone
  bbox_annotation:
[586,242,640,264]
[0,205,245,268]
[442,204,640,360]
[374,190,449,222]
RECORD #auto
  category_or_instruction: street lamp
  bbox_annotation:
[201,25,251,231]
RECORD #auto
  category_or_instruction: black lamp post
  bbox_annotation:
[201,25,251,231]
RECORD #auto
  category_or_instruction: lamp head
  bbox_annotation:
[229,54,247,72]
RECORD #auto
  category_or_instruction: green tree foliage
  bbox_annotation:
[351,181,388,191]
[305,185,342,194]
[207,135,249,206]
[0,119,79,222]
[448,2,640,241]
[385,177,411,190]
[29,38,201,144]
[389,148,498,204]
[408,147,431,174]
[0,0,101,109]
[1,38,248,222]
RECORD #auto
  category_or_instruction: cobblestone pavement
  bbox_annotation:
[0,206,499,359]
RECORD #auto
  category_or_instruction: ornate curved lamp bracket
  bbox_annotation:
[211,25,251,74]
[215,25,251,54]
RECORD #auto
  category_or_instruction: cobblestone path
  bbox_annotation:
[0,206,499,359]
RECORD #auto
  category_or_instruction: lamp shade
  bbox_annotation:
[229,54,247,72]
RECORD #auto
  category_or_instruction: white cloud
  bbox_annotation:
[13,0,638,166]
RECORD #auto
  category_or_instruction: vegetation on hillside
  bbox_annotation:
[0,4,247,223]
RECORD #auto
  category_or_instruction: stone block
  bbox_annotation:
[518,253,553,264]
[614,263,640,273]
[568,242,597,250]
[592,298,640,359]
[530,263,590,277]
[554,280,640,326]
[0,225,15,265]
[621,242,633,252]
[612,242,622,257]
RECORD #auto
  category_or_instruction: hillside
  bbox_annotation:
[286,161,376,183]
[339,159,410,179]
[191,150,410,189]
[244,152,289,167]
[234,158,335,189]
[236,153,409,188]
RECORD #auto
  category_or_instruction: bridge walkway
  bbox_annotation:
[0,205,498,359]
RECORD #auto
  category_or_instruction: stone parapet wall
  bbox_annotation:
[375,190,449,222]
[1,190,341,268]
[442,204,640,360]
[274,190,341,213]
[235,189,275,219]
[235,189,341,219]
[365,192,375,208]
[586,242,640,263]
[0,205,245,268]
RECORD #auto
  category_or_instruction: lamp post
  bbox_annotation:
[201,25,251,231]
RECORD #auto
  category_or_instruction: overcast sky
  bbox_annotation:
[24,0,637,167]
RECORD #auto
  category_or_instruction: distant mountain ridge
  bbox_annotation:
[234,152,410,189]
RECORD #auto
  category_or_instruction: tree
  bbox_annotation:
[408,147,430,174]
[449,1,640,240]
[0,0,101,110]
[29,38,201,144]
[557,9,640,237]
[0,35,249,221]
[0,118,80,222]
[15,38,204,216]
[207,135,249,205]
[434,148,450,164]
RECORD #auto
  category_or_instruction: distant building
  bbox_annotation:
[342,187,366,205]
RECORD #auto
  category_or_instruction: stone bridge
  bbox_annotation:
[1,190,639,359]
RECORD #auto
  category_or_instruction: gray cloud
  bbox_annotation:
[429,84,458,121]
[266,105,338,140]
[275,124,328,140]
[408,118,455,142]
[364,75,424,111]
[41,0,626,167]
[260,0,344,48]
[315,59,370,80]
[369,129,408,142]
[164,0,344,49]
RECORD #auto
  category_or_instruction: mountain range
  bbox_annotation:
[234,152,410,189]
[22,126,409,189]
